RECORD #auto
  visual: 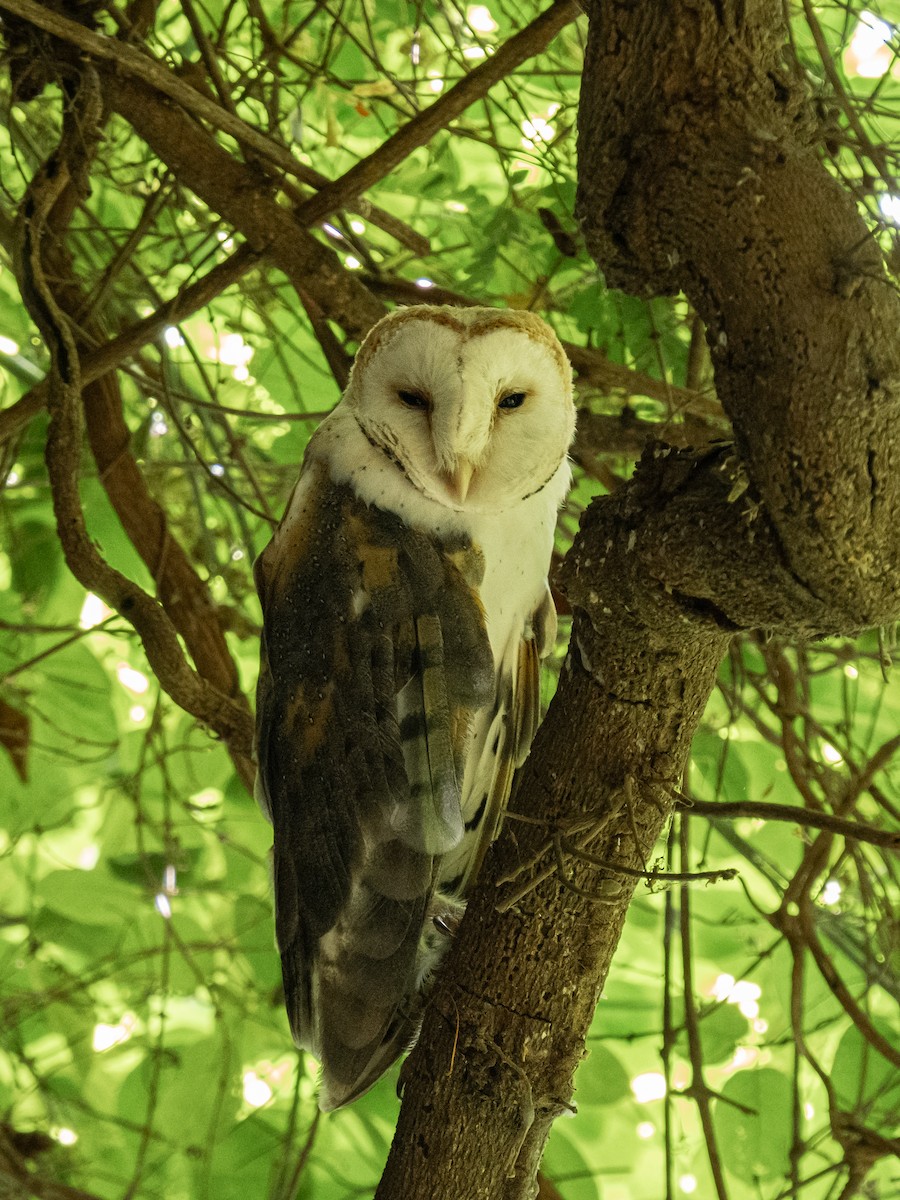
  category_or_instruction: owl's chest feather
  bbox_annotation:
[303,404,562,663]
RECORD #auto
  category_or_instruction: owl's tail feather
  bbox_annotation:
[285,836,439,1111]
[318,1007,422,1112]
[316,885,463,1110]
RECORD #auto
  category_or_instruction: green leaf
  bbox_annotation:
[0,749,77,837]
[209,1114,286,1198]
[34,640,118,753]
[234,895,282,991]
[9,519,64,601]
[677,1002,749,1066]
[107,849,203,887]
[591,980,662,1039]
[714,1067,793,1182]
[31,905,120,964]
[576,1043,632,1106]
[543,1123,603,1200]
[37,868,139,927]
[832,1018,900,1125]
[119,1041,241,1146]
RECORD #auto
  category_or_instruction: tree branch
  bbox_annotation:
[679,818,730,1200]
[0,243,259,444]
[576,0,900,630]
[798,899,900,1070]
[381,2,900,1195]
[7,81,258,784]
[377,517,729,1196]
[682,797,899,850]
[0,0,428,253]
[294,0,582,226]
[104,73,386,341]
[15,68,254,777]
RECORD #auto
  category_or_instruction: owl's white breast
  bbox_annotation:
[301,403,568,666]
[466,486,561,664]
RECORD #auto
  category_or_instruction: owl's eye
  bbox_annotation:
[498,391,526,410]
[398,389,429,409]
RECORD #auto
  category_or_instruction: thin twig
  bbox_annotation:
[108,71,387,340]
[799,0,892,184]
[0,243,260,444]
[277,1107,321,1200]
[1,616,122,682]
[681,798,899,850]
[0,0,429,253]
[560,836,738,884]
[662,824,676,1200]
[679,816,731,1200]
[551,832,623,904]
[0,0,315,177]
[798,899,900,1070]
[293,0,582,225]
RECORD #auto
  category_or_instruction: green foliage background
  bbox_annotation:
[0,2,898,1197]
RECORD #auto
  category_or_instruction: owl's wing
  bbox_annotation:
[254,465,494,1110]
[515,581,557,759]
[442,582,558,894]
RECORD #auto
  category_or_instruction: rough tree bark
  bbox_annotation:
[376,2,900,1197]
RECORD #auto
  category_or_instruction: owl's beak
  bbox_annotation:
[442,459,475,504]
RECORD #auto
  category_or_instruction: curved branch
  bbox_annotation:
[83,373,246,696]
[8,99,259,784]
[15,70,254,779]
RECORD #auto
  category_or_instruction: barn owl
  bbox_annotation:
[254,305,575,1110]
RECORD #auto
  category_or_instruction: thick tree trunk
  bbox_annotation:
[576,0,900,632]
[377,527,728,1199]
[377,2,900,1197]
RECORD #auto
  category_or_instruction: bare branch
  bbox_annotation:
[15,67,254,776]
[682,797,899,850]
[105,73,386,341]
[679,819,730,1200]
[798,900,900,1070]
[0,243,260,445]
[294,0,582,226]
[0,0,429,253]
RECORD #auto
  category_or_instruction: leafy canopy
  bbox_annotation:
[0,1,897,1198]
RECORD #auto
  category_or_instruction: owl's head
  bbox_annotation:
[343,306,575,512]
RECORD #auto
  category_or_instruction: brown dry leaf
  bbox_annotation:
[0,697,30,783]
